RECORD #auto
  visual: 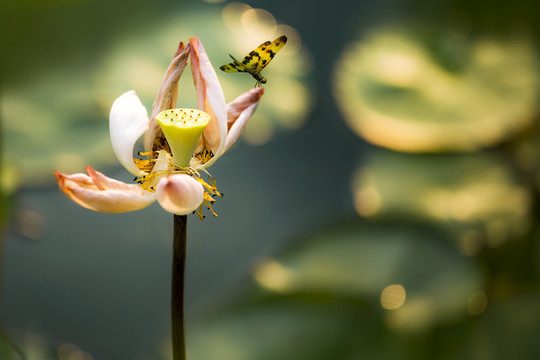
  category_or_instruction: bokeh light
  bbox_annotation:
[253,257,292,292]
[380,284,406,310]
[17,209,47,240]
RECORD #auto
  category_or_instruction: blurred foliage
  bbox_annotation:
[352,151,531,252]
[507,122,540,196]
[402,0,540,36]
[1,164,18,239]
[0,331,23,360]
[467,292,540,360]
[182,222,486,360]
[0,332,94,360]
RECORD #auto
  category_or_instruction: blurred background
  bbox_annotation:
[2,0,540,359]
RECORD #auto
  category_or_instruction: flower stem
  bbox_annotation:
[172,215,187,360]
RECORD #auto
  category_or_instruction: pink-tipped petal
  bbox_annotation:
[144,42,192,151]
[222,87,265,155]
[155,174,204,215]
[110,91,150,177]
[54,168,156,213]
[189,38,227,168]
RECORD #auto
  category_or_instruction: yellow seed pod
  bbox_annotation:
[156,109,210,167]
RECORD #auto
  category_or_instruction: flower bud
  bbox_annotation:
[155,174,204,215]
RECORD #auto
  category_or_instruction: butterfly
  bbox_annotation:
[220,35,287,87]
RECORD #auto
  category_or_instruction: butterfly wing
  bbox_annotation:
[236,40,270,75]
[248,35,288,74]
[220,55,249,73]
[220,36,287,84]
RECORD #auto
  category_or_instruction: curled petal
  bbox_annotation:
[146,150,172,189]
[145,42,191,152]
[54,166,156,213]
[110,91,150,177]
[155,174,204,215]
[189,37,227,168]
[223,87,265,155]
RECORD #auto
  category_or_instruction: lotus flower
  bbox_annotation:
[54,38,264,218]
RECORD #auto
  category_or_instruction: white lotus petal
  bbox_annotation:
[190,38,227,169]
[156,174,204,215]
[223,87,264,155]
[144,43,191,152]
[54,167,156,213]
[110,90,150,177]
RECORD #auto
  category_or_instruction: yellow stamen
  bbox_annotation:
[137,171,168,191]
[193,173,223,221]
[189,149,215,169]
[132,151,168,191]
[133,151,157,173]
[132,147,222,220]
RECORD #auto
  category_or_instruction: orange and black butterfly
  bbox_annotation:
[220,35,287,87]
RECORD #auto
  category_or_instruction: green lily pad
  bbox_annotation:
[188,298,381,360]
[451,292,540,360]
[186,294,429,360]
[352,151,531,252]
[333,25,540,152]
[252,222,484,332]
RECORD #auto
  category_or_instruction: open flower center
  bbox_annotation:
[132,109,222,220]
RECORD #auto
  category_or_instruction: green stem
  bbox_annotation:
[172,215,187,360]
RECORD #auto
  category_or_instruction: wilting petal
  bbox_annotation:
[54,167,156,213]
[145,43,191,152]
[146,150,172,189]
[110,91,150,177]
[155,174,204,215]
[152,150,172,173]
[189,37,227,168]
[223,87,265,155]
